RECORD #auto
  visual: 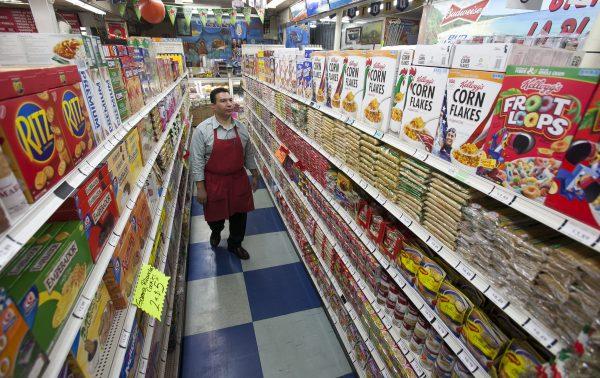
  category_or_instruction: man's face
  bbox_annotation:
[446,130,455,145]
[212,91,234,118]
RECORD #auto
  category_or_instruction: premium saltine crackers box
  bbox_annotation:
[361,50,399,132]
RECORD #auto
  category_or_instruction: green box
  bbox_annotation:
[9,221,93,353]
[114,89,131,120]
[107,59,125,91]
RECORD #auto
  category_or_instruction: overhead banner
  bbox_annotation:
[418,0,599,44]
[230,9,238,25]
[199,8,208,26]
[214,8,223,26]
[166,5,177,25]
[183,6,194,27]
[255,0,266,23]
[117,3,126,17]
[133,0,142,20]
[243,6,252,24]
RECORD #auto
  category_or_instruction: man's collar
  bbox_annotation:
[212,116,237,130]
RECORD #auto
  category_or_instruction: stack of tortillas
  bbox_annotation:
[307,108,322,141]
[374,146,403,202]
[345,128,361,171]
[396,158,431,221]
[332,121,348,163]
[321,116,337,156]
[359,134,381,188]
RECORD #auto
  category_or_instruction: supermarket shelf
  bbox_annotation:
[41,94,187,378]
[0,73,188,271]
[106,124,188,378]
[243,74,600,253]
[244,87,566,356]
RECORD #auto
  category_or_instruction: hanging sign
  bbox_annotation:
[183,6,194,27]
[117,3,126,17]
[133,0,142,20]
[200,8,208,26]
[214,8,224,26]
[132,264,170,320]
[230,9,238,25]
[243,6,252,24]
[369,1,381,16]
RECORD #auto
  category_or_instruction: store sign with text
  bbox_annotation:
[419,0,598,44]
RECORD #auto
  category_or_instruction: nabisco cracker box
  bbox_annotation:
[78,68,107,143]
[311,51,327,106]
[413,44,453,68]
[99,66,122,127]
[326,51,346,110]
[340,51,368,119]
[360,50,399,131]
[433,69,504,170]
[452,43,511,73]
[400,66,449,151]
[389,47,415,135]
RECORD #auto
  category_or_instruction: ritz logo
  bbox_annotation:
[15,102,54,163]
[62,91,86,138]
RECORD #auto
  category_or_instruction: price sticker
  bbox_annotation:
[366,341,375,351]
[427,236,443,252]
[373,130,384,139]
[412,360,425,377]
[383,316,393,330]
[413,149,428,161]
[399,341,409,355]
[523,319,554,347]
[561,221,596,246]
[421,306,435,321]
[108,232,120,248]
[458,352,478,373]
[456,263,476,280]
[119,330,131,348]
[400,214,413,226]
[347,118,355,126]
[486,287,509,309]
[432,320,449,338]
[73,296,92,318]
[132,264,171,320]
[489,187,516,205]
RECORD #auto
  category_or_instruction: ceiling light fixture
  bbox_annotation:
[64,0,106,15]
[266,0,286,9]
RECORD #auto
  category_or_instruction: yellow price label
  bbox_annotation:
[132,264,170,320]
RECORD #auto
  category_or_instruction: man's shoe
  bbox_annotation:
[227,246,250,260]
[210,232,220,248]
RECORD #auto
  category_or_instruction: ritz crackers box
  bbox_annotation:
[477,66,600,202]
[545,85,600,229]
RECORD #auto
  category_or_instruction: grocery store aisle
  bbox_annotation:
[181,176,353,378]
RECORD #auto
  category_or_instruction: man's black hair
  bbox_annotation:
[210,87,230,104]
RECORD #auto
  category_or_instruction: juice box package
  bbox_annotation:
[106,143,131,213]
[360,50,399,132]
[0,90,74,202]
[451,43,511,72]
[71,283,114,377]
[389,47,415,135]
[432,69,504,168]
[49,83,95,166]
[340,51,368,119]
[477,66,600,202]
[311,51,328,106]
[545,85,600,229]
[326,51,346,110]
[9,221,93,353]
[125,128,144,188]
[399,66,449,151]
[0,296,47,377]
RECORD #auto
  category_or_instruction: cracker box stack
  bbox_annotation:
[360,50,399,132]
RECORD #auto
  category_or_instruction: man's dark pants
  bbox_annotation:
[207,212,247,248]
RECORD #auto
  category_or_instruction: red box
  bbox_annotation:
[49,83,96,166]
[0,91,74,202]
[0,65,80,101]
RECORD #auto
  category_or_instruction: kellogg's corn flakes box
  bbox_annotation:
[311,51,327,106]
[361,50,399,132]
[326,51,346,110]
[478,66,600,202]
[389,47,415,135]
[340,51,368,119]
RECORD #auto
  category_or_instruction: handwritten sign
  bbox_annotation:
[133,264,170,320]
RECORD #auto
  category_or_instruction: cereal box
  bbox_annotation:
[99,66,122,128]
[49,83,95,166]
[400,66,449,150]
[123,70,145,114]
[432,69,504,169]
[0,65,81,102]
[106,144,131,213]
[9,221,93,353]
[0,90,74,202]
[114,89,131,121]
[136,116,156,164]
[339,51,368,119]
[413,44,453,68]
[125,128,144,188]
[326,51,346,110]
[545,85,600,229]
[72,283,114,377]
[451,43,510,72]
[477,66,600,202]
[302,50,317,100]
[389,47,415,135]
[106,59,126,91]
[0,296,47,377]
[311,51,327,106]
[361,50,399,132]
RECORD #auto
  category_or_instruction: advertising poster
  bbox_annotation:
[328,0,359,11]
[306,0,330,17]
[290,0,308,22]
[285,24,309,48]
[247,18,264,43]
[182,26,232,62]
[419,0,598,44]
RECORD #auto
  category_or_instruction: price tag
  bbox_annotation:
[421,306,435,321]
[383,316,393,330]
[108,232,120,247]
[399,341,409,355]
[0,238,22,265]
[400,214,413,226]
[138,358,148,374]
[523,319,554,347]
[366,341,375,351]
[486,287,509,309]
[373,130,384,139]
[413,149,428,161]
[347,118,355,126]
[458,351,478,373]
[359,281,367,291]
[78,162,95,176]
[456,263,476,280]
[432,320,449,338]
[72,296,92,318]
[412,360,425,377]
[119,330,131,348]
[132,264,171,320]
[489,187,516,205]
[427,236,443,252]
[561,221,596,246]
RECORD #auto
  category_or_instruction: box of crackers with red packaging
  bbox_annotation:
[477,66,600,202]
[545,85,600,229]
[0,65,80,102]
[49,83,96,166]
[0,91,74,203]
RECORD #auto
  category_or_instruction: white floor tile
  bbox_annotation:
[253,189,273,210]
[240,231,299,272]
[185,273,252,336]
[190,215,230,245]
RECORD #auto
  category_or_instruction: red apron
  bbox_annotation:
[203,126,254,222]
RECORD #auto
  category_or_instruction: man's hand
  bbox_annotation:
[196,181,207,204]
[251,170,259,192]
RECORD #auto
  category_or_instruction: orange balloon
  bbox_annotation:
[140,0,165,24]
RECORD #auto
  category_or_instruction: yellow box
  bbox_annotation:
[106,143,130,213]
[125,128,144,189]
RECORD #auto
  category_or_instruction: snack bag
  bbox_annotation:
[326,51,346,110]
[477,66,600,202]
[460,307,508,371]
[340,51,368,119]
[311,51,327,106]
[545,85,600,229]
[389,47,415,135]
[497,339,544,378]
[435,280,473,335]
[360,50,399,132]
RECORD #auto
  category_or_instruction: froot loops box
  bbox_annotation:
[478,66,600,202]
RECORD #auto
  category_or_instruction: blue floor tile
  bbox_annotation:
[182,323,263,378]
[246,207,286,236]
[337,373,358,378]
[191,176,266,217]
[187,242,243,280]
[244,262,321,321]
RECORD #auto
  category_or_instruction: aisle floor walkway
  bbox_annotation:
[182,177,354,378]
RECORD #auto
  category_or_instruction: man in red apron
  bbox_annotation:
[190,88,259,259]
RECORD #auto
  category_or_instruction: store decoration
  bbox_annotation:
[396,0,409,11]
[133,0,142,20]
[199,8,208,26]
[106,20,129,39]
[256,8,265,23]
[243,6,251,24]
[232,0,244,7]
[166,4,177,25]
[117,3,126,17]
[254,0,266,23]
[214,8,223,26]
[369,1,381,16]
[183,5,194,27]
[230,9,238,25]
[140,0,166,24]
[347,6,357,18]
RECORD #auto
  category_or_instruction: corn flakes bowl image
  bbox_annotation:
[342,92,358,117]
[402,117,427,143]
[363,98,383,127]
[53,38,83,60]
[331,93,341,108]
[391,106,403,122]
[316,89,326,103]
[451,143,483,173]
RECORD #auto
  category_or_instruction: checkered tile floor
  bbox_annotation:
[182,177,354,377]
